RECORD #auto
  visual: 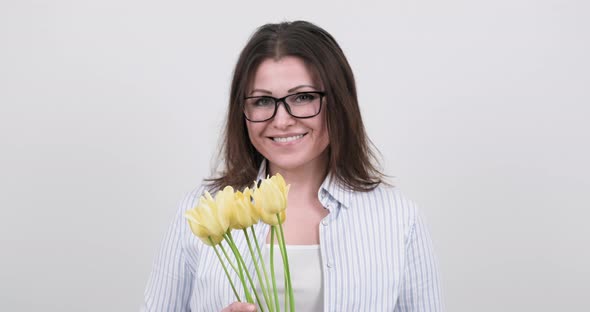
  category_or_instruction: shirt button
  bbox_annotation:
[327,262,334,268]
[321,219,329,226]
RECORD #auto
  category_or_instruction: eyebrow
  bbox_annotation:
[288,85,317,93]
[249,84,318,95]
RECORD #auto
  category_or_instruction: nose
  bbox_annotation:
[272,100,295,128]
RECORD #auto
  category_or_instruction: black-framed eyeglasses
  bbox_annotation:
[243,91,326,122]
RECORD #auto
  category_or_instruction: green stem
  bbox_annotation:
[218,241,239,273]
[244,228,273,312]
[284,270,288,312]
[252,226,274,312]
[227,232,264,311]
[277,228,288,312]
[277,214,295,312]
[273,226,289,312]
[210,237,241,302]
[270,226,280,312]
[224,234,252,304]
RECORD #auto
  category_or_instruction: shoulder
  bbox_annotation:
[167,182,212,241]
[175,182,214,214]
[168,182,215,260]
[349,183,421,229]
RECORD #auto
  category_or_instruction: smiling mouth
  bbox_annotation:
[271,134,306,143]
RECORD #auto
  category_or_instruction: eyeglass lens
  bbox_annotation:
[244,92,323,122]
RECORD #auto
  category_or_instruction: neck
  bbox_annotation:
[268,153,328,201]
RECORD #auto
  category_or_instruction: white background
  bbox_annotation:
[1,0,588,311]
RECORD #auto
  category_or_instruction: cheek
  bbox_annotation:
[320,125,330,147]
[321,111,330,139]
[246,122,264,145]
[315,117,330,147]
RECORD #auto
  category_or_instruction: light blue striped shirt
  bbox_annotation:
[142,168,443,311]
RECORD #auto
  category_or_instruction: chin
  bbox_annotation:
[265,149,329,173]
[267,158,307,171]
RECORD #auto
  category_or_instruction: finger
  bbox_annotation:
[221,302,256,312]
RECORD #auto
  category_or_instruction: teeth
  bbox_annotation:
[273,134,304,143]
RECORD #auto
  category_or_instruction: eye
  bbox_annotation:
[253,97,274,107]
[293,93,316,103]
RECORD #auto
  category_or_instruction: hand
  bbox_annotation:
[221,302,257,312]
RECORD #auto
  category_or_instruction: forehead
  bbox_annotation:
[249,56,322,93]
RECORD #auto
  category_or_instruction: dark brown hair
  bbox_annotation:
[207,20,384,192]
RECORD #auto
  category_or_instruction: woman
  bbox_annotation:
[143,21,443,311]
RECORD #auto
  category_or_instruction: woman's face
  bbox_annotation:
[245,56,330,173]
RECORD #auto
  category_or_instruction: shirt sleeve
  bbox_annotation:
[395,211,444,311]
[141,196,196,312]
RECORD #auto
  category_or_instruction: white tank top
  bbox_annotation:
[257,244,324,311]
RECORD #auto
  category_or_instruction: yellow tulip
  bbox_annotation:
[259,209,286,226]
[184,189,232,245]
[202,190,231,236]
[270,173,289,198]
[231,187,259,229]
[252,173,290,225]
[214,186,237,230]
[185,209,224,246]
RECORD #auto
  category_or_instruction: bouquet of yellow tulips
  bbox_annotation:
[184,174,294,312]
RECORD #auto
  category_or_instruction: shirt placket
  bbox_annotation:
[319,189,340,312]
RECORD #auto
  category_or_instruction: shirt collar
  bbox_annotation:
[256,159,353,209]
[318,172,354,209]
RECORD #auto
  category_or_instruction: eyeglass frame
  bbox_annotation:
[242,91,326,122]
